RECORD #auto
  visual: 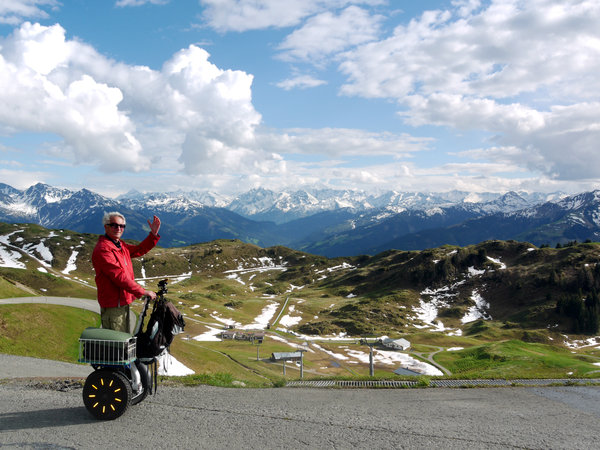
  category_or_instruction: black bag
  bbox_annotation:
[136,297,185,359]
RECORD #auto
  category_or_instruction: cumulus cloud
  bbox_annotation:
[0,23,147,171]
[341,0,600,100]
[504,103,600,181]
[337,0,600,181]
[0,21,266,176]
[402,94,546,133]
[261,156,540,194]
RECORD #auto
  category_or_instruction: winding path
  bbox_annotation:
[411,346,453,375]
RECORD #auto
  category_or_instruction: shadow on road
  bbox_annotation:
[0,407,93,431]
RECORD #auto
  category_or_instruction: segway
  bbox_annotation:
[78,280,168,420]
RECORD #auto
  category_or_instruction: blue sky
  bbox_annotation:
[0,0,599,198]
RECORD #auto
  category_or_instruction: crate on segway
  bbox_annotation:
[78,327,137,365]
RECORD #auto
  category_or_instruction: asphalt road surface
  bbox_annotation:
[1,373,599,448]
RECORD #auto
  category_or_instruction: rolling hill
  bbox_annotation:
[2,221,600,337]
[3,221,600,381]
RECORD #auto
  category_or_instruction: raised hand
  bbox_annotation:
[148,215,161,236]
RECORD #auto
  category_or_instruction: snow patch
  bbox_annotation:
[461,290,492,323]
[62,250,78,274]
[487,256,506,269]
[157,352,194,376]
[279,305,302,328]
[193,325,223,342]
[240,302,279,330]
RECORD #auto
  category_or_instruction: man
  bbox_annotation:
[92,212,161,333]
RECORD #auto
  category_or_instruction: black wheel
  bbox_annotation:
[130,359,150,406]
[83,368,132,420]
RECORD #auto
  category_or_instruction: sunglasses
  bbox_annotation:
[107,223,126,229]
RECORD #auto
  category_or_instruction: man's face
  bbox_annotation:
[105,216,126,241]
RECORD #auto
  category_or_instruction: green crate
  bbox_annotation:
[78,327,136,365]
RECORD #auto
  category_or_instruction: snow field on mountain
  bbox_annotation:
[410,256,505,334]
[0,231,26,268]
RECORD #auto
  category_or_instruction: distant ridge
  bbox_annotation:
[3,182,599,255]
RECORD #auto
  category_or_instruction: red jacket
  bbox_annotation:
[92,233,160,308]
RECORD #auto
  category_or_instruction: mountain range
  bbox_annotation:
[2,182,600,256]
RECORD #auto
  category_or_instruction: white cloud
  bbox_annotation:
[199,0,385,32]
[402,94,546,133]
[506,103,600,180]
[200,0,322,32]
[260,127,432,157]
[0,168,49,189]
[0,22,266,176]
[276,75,326,90]
[336,0,600,182]
[0,0,57,25]
[405,95,600,181]
[277,6,383,63]
[451,0,483,17]
[340,0,600,100]
[115,0,169,6]
[0,23,148,171]
[2,0,598,196]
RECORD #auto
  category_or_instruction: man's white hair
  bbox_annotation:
[102,211,126,226]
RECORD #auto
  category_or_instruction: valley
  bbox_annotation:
[2,221,600,385]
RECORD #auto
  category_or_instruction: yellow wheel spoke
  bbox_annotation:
[88,394,96,398]
[115,398,122,402]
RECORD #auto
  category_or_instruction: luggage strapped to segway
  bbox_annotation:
[134,278,185,393]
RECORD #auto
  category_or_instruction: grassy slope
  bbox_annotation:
[3,224,600,383]
[435,340,600,379]
[0,304,100,362]
[2,301,600,383]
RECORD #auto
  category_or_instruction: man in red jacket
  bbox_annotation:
[92,212,161,333]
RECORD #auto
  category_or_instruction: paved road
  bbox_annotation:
[1,378,599,449]
[0,296,100,312]
[0,296,139,332]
